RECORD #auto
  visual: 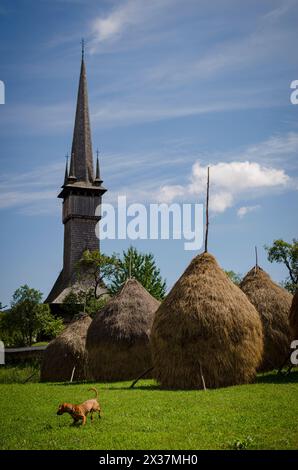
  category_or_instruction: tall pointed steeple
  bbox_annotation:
[70,39,94,184]
[46,42,107,305]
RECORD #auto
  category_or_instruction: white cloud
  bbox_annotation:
[238,132,298,168]
[237,205,260,218]
[0,162,64,214]
[148,29,281,85]
[0,190,56,209]
[157,185,185,204]
[146,0,296,87]
[209,191,234,214]
[262,1,294,23]
[155,161,290,213]
[0,133,295,217]
[0,102,73,136]
[190,161,289,193]
[92,95,274,128]
[1,89,277,136]
[90,0,173,52]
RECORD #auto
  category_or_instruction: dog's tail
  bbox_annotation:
[88,387,98,399]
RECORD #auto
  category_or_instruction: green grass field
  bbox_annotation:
[1,369,297,450]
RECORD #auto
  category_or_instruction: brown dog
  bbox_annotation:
[57,387,101,425]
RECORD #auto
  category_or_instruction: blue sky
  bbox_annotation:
[0,0,298,305]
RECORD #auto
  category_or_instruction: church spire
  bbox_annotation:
[46,41,107,304]
[70,40,94,184]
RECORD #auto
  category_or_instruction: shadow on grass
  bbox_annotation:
[46,381,92,386]
[45,380,162,391]
[104,384,161,391]
[256,369,298,384]
[40,369,298,389]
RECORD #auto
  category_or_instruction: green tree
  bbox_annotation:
[0,311,17,346]
[76,250,119,299]
[62,250,117,316]
[225,270,242,285]
[6,285,63,346]
[265,239,298,293]
[63,287,108,317]
[110,246,167,300]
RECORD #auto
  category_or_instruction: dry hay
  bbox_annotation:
[289,289,298,340]
[240,266,292,371]
[40,313,91,382]
[150,252,263,389]
[86,278,160,381]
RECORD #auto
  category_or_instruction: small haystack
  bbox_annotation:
[289,289,298,340]
[86,278,160,381]
[240,266,292,371]
[150,252,263,390]
[40,313,91,382]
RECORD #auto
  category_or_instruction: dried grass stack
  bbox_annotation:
[289,289,298,340]
[240,266,292,371]
[40,313,91,382]
[86,278,160,381]
[150,252,263,390]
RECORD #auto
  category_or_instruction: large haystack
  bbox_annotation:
[289,289,298,340]
[40,313,91,382]
[240,266,292,371]
[87,279,160,381]
[150,252,263,390]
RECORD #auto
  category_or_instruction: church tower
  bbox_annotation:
[46,45,106,303]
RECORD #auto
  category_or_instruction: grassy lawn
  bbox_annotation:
[0,371,297,450]
[0,364,40,384]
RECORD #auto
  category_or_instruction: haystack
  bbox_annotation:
[86,278,160,381]
[40,313,91,382]
[289,289,298,340]
[150,252,263,390]
[240,266,292,371]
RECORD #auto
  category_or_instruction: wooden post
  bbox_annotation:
[254,246,258,274]
[70,366,76,383]
[204,167,210,253]
[129,366,154,389]
[22,371,38,384]
[199,362,207,391]
[129,251,132,279]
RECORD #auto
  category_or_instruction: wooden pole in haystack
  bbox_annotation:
[129,251,132,279]
[199,362,207,391]
[254,246,258,274]
[70,366,76,383]
[204,167,210,253]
